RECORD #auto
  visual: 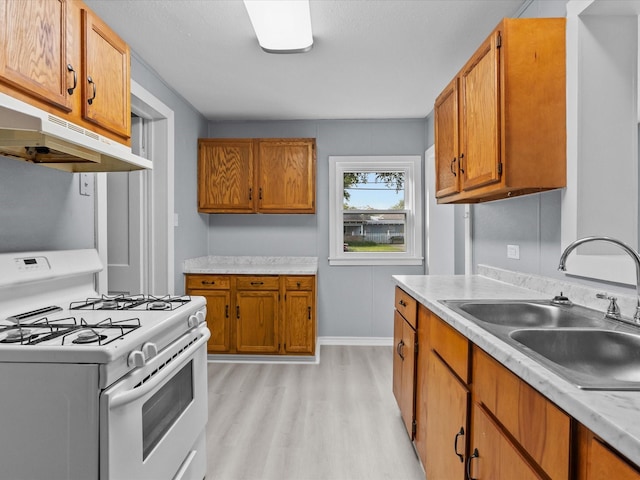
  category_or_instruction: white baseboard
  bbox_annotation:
[318,336,393,346]
[208,353,320,365]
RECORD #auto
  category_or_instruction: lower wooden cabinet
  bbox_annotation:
[393,287,418,439]
[393,293,639,479]
[468,403,543,480]
[185,274,316,356]
[576,424,640,480]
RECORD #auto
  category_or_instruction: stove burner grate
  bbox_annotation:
[70,294,192,311]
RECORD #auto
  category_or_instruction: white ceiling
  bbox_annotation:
[84,0,530,121]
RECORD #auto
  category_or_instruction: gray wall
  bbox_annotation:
[205,119,427,337]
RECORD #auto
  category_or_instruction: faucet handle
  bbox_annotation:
[596,293,621,319]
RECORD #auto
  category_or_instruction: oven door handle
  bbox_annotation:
[109,332,209,409]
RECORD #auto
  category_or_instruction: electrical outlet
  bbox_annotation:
[507,244,520,260]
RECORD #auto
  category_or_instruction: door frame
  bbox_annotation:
[95,80,175,294]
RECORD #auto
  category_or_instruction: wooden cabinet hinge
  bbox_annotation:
[496,33,502,48]
[498,162,503,175]
[412,419,417,437]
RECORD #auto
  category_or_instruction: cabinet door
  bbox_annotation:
[0,0,73,111]
[459,31,501,192]
[425,352,469,480]
[81,8,130,138]
[283,290,314,354]
[198,139,255,213]
[392,310,404,409]
[191,289,231,353]
[468,403,543,480]
[434,77,460,198]
[257,139,316,213]
[236,291,279,353]
[587,438,640,480]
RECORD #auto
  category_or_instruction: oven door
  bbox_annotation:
[100,327,210,480]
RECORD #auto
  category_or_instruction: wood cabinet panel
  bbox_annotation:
[434,77,460,197]
[81,7,130,138]
[185,275,231,290]
[236,291,279,353]
[393,309,417,439]
[0,0,72,111]
[394,287,417,329]
[589,439,640,480]
[429,312,470,382]
[190,289,231,353]
[473,346,570,480]
[198,139,255,213]
[284,290,314,354]
[469,403,543,480]
[459,33,500,191]
[414,305,430,468]
[257,139,316,213]
[425,351,469,480]
[236,276,280,291]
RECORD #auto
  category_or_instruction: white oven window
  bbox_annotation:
[142,360,194,460]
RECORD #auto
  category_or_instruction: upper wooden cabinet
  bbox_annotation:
[434,18,566,204]
[0,0,131,143]
[0,0,73,112]
[81,8,130,139]
[198,138,316,214]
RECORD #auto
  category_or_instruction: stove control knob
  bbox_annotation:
[196,310,206,324]
[127,350,146,368]
[188,313,204,329]
[142,342,158,361]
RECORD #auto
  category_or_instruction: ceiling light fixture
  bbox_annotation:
[243,0,313,54]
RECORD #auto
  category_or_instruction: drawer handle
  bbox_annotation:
[67,64,77,95]
[297,281,301,288]
[201,280,216,285]
[466,448,479,480]
[251,281,264,286]
[454,427,465,463]
[398,299,407,307]
[87,76,97,105]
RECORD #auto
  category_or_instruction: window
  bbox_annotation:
[329,156,423,266]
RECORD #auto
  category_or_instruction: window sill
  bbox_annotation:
[328,256,424,266]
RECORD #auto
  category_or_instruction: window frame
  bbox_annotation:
[329,155,423,266]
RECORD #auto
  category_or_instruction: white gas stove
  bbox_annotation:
[0,249,210,480]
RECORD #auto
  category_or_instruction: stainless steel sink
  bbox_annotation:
[441,299,640,390]
[450,300,601,328]
[510,329,640,389]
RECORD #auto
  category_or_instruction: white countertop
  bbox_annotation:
[393,273,640,468]
[183,256,318,275]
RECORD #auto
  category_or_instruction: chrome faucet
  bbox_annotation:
[558,236,640,324]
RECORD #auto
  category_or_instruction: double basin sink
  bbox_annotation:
[441,299,640,390]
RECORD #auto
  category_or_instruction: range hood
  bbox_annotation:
[0,93,152,172]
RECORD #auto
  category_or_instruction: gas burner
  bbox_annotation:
[73,330,106,344]
[148,301,170,311]
[3,328,34,344]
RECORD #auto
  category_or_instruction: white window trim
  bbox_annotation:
[329,155,423,266]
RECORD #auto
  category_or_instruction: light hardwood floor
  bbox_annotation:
[205,345,425,480]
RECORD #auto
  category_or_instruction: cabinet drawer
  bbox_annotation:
[395,287,417,328]
[236,276,280,290]
[284,276,315,291]
[185,275,231,290]
[430,313,470,383]
[473,346,571,480]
